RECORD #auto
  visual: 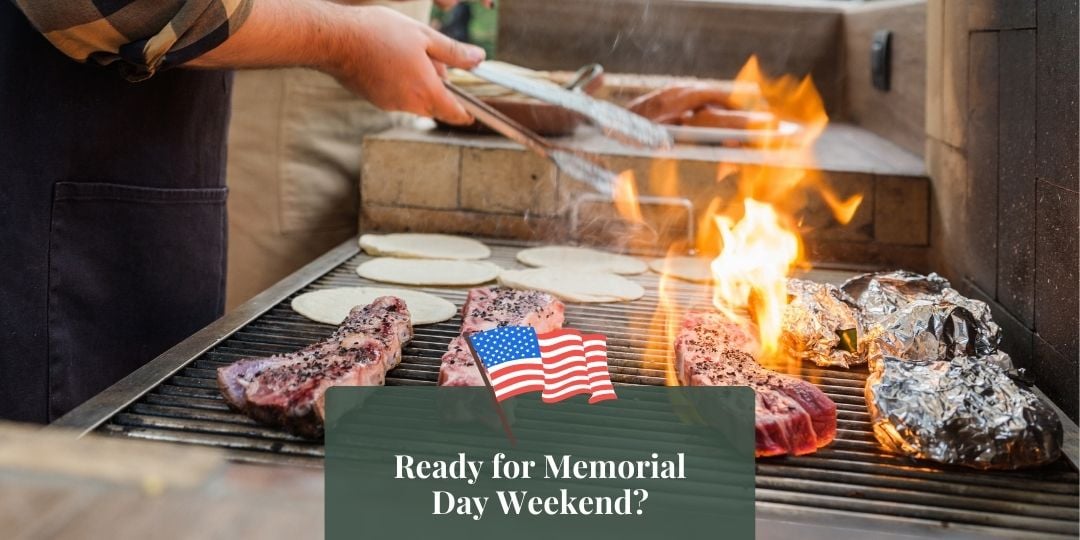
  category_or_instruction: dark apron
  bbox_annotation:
[0,5,231,423]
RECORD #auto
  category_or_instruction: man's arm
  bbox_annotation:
[189,0,484,124]
[12,0,484,124]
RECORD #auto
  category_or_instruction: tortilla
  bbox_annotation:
[291,287,456,326]
[359,233,490,260]
[649,256,714,283]
[498,268,645,303]
[356,258,501,286]
[516,245,647,275]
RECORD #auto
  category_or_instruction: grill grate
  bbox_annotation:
[96,242,1079,538]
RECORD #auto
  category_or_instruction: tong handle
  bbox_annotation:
[444,80,618,196]
[443,81,552,158]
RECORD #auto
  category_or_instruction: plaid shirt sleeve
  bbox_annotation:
[11,0,253,81]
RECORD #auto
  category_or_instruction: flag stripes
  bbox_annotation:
[467,326,617,404]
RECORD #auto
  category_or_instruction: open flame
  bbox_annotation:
[710,200,801,361]
[612,170,644,224]
[618,55,860,381]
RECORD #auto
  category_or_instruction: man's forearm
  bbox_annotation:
[189,0,485,123]
[188,0,347,73]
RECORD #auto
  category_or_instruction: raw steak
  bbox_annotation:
[675,309,837,457]
[438,287,566,387]
[217,296,413,438]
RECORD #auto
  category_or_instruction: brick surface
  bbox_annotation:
[1037,0,1080,192]
[996,29,1038,327]
[361,139,460,209]
[496,0,846,114]
[940,0,969,149]
[362,125,930,268]
[1034,181,1079,363]
[1033,335,1079,423]
[361,205,568,243]
[925,0,944,141]
[963,279,1033,372]
[804,240,929,273]
[965,30,999,296]
[797,172,875,243]
[926,140,970,280]
[460,146,558,215]
[874,176,930,245]
[968,0,1036,30]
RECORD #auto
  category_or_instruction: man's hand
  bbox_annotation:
[189,0,486,124]
[326,6,483,124]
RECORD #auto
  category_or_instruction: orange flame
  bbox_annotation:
[820,189,864,225]
[643,55,859,377]
[710,200,801,361]
[612,170,644,223]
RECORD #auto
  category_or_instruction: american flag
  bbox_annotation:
[467,326,617,404]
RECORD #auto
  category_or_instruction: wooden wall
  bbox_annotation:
[926,0,1079,420]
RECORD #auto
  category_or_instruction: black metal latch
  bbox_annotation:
[871,30,892,92]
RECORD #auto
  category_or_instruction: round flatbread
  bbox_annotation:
[649,256,714,283]
[359,233,490,260]
[356,258,501,286]
[498,268,645,303]
[516,245,647,275]
[291,287,456,326]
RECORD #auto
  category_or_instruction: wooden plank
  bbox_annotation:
[995,29,1037,328]
[0,423,324,540]
[965,31,999,296]
[0,421,222,489]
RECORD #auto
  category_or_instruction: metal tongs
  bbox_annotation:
[469,61,673,149]
[445,81,619,195]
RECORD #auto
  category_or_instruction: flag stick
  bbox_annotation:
[464,331,518,447]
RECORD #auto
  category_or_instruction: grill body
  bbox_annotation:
[52,239,1079,538]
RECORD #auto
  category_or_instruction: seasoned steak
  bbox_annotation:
[675,309,837,457]
[217,296,413,438]
[438,287,566,387]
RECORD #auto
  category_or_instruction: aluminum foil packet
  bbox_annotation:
[864,301,1011,372]
[842,271,1002,355]
[866,354,1062,469]
[781,279,864,368]
[863,300,1062,469]
[841,270,950,321]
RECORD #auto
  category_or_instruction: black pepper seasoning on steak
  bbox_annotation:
[438,287,566,387]
[217,296,413,438]
[675,309,837,457]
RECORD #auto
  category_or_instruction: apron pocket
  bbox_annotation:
[47,182,228,420]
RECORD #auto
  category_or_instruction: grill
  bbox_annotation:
[52,238,1079,538]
